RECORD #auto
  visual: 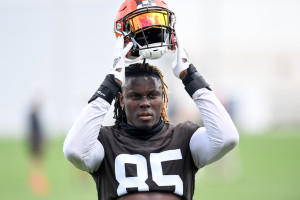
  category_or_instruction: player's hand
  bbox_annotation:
[110,35,133,85]
[172,32,190,80]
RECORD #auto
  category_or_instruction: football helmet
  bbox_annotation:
[114,0,176,61]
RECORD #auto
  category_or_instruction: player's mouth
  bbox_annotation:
[138,111,153,121]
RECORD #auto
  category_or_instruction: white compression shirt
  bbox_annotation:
[63,88,239,173]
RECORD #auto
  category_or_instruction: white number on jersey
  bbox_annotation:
[114,149,183,196]
[115,154,149,196]
[150,149,183,195]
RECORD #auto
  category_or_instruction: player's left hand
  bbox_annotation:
[110,35,133,85]
[172,31,190,80]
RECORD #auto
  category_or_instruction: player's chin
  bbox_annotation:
[135,119,156,130]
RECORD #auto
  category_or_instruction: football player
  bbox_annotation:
[63,0,239,199]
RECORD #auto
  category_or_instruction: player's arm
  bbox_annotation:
[63,36,133,173]
[63,97,108,173]
[189,87,239,168]
[172,33,239,169]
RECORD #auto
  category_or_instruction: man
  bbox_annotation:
[63,33,239,199]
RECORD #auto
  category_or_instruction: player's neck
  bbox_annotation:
[121,118,164,140]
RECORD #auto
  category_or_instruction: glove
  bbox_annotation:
[172,32,210,96]
[172,32,190,79]
[88,36,133,104]
[110,35,133,85]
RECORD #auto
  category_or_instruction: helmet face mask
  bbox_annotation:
[114,1,176,60]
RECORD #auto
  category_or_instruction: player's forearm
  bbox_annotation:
[63,97,109,173]
[190,88,239,168]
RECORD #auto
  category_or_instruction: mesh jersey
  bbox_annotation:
[91,121,201,200]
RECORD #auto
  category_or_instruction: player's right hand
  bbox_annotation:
[172,31,190,80]
[110,35,133,85]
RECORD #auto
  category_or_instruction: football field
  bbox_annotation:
[0,129,299,200]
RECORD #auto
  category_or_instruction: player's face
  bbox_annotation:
[120,76,163,130]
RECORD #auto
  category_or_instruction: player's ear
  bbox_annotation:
[118,92,124,108]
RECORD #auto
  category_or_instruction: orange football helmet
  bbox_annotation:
[114,0,176,60]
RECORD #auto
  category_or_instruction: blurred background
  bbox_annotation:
[0,0,299,199]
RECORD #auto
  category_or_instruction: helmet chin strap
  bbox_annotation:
[125,45,168,64]
[125,46,167,64]
[124,35,170,63]
[139,44,168,60]
[138,34,170,60]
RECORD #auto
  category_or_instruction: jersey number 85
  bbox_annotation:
[115,149,183,196]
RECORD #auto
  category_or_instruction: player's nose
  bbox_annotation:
[139,96,150,107]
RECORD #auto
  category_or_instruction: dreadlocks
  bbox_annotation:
[113,63,169,127]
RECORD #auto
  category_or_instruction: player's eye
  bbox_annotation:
[130,94,140,100]
[149,92,159,98]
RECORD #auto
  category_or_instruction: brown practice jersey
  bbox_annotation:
[91,121,201,200]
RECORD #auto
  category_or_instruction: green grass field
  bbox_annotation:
[0,130,299,200]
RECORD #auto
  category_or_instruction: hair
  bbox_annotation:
[113,62,169,127]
